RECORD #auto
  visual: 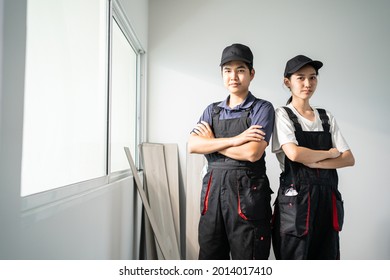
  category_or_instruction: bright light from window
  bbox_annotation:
[110,19,137,173]
[21,0,108,196]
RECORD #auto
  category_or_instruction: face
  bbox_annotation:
[285,65,318,102]
[222,61,254,96]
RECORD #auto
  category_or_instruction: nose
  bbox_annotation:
[304,78,311,87]
[230,70,238,80]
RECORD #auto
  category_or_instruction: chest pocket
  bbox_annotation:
[211,101,255,138]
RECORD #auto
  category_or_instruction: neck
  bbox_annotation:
[291,99,315,121]
[229,91,248,108]
[291,98,311,111]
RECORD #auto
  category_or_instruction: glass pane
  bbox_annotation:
[110,19,137,173]
[21,0,108,196]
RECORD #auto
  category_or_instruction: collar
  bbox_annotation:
[218,92,255,111]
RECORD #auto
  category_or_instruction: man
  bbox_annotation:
[188,43,275,259]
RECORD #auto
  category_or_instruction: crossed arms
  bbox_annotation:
[282,143,355,169]
[188,121,268,163]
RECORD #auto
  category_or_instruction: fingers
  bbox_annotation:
[193,121,213,137]
[236,129,265,143]
[253,133,265,141]
[247,125,266,139]
[329,148,341,158]
[193,122,264,142]
[199,121,211,131]
[195,121,209,132]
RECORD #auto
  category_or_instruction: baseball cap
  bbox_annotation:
[220,43,253,66]
[284,55,323,77]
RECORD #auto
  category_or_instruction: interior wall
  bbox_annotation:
[0,0,148,260]
[20,178,141,259]
[148,0,390,259]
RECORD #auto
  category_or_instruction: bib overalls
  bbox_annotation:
[198,101,273,260]
[272,107,344,260]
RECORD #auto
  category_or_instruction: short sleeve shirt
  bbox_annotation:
[196,92,275,144]
[272,103,350,171]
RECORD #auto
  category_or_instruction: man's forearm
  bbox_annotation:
[219,141,267,162]
[188,134,234,154]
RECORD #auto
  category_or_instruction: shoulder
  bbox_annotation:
[275,106,290,116]
[275,106,287,112]
[313,106,336,120]
[205,101,222,112]
[253,97,273,107]
[274,106,296,126]
[252,98,275,112]
[200,101,222,123]
[313,106,331,114]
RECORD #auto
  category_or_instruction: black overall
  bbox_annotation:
[272,107,344,260]
[198,100,273,260]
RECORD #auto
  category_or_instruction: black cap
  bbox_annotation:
[284,55,323,77]
[220,43,253,66]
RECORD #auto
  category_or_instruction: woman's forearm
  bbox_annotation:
[307,150,355,169]
[282,143,339,164]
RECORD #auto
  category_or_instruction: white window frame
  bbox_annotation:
[21,0,146,213]
[108,0,145,183]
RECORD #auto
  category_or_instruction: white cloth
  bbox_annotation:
[272,104,350,171]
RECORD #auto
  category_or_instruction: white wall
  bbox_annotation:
[148,0,390,259]
[0,0,148,260]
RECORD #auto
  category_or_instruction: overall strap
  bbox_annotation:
[211,101,222,126]
[212,101,222,116]
[241,98,259,118]
[283,106,303,132]
[316,108,330,133]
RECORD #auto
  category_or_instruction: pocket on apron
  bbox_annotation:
[278,183,310,237]
[237,172,273,221]
[332,190,344,231]
[253,221,272,260]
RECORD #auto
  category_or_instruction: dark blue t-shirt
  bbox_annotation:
[196,92,275,143]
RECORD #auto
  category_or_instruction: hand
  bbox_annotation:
[230,125,265,146]
[193,121,215,139]
[329,148,341,158]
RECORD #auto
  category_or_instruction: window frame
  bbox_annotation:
[108,0,145,183]
[21,0,145,212]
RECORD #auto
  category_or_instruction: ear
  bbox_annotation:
[284,77,290,88]
[250,69,255,80]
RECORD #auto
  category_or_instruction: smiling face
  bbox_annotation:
[285,64,318,102]
[222,60,254,97]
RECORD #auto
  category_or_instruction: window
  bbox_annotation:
[21,0,143,197]
[110,19,137,173]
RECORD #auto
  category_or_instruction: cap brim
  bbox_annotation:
[286,60,323,75]
[220,56,252,66]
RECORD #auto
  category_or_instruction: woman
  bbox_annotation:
[271,55,355,260]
